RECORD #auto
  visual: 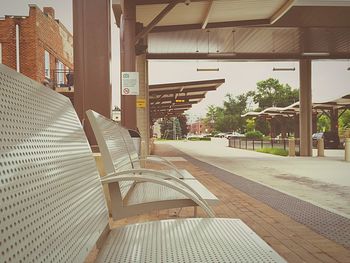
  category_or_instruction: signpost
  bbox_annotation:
[122,72,139,95]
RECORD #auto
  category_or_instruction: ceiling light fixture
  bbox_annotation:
[197,68,219,72]
[273,67,295,71]
[302,52,330,56]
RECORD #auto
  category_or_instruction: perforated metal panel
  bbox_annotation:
[0,65,109,263]
[87,110,134,199]
[96,218,287,263]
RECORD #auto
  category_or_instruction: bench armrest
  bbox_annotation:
[101,174,215,217]
[138,155,184,179]
[104,168,212,212]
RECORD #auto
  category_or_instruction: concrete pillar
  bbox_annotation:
[312,112,317,133]
[73,0,111,146]
[294,114,300,138]
[299,59,313,156]
[345,138,350,162]
[317,138,324,157]
[330,108,339,134]
[270,118,276,138]
[289,138,296,157]
[120,0,137,130]
[280,116,287,138]
[136,54,150,157]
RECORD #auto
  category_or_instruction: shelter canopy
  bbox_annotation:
[113,0,350,60]
[149,78,224,119]
[241,94,350,118]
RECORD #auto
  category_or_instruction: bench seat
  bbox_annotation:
[126,180,219,206]
[96,218,286,263]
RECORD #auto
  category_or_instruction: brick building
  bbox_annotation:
[0,5,73,87]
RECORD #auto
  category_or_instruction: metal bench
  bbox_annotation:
[0,64,287,263]
[88,109,195,179]
[87,110,218,220]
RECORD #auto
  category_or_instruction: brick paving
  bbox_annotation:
[102,143,350,263]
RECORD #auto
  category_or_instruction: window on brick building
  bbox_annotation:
[56,60,64,85]
[44,51,50,78]
[0,43,2,64]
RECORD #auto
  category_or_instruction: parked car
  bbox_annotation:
[312,131,340,149]
[226,132,245,139]
[216,133,226,138]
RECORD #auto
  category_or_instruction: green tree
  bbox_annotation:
[210,93,249,132]
[317,115,330,132]
[249,78,299,136]
[246,118,255,132]
[252,78,299,109]
[339,109,350,129]
[160,117,182,139]
[177,115,188,137]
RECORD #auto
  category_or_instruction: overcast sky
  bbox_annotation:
[1,0,350,121]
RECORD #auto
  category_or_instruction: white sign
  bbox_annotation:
[122,72,139,95]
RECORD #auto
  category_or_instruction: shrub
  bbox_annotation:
[245,130,264,139]
[256,148,288,156]
[188,137,211,141]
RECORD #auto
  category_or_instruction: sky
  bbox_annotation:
[1,0,350,122]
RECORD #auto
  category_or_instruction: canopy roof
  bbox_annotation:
[149,78,224,119]
[241,94,350,118]
[113,0,350,60]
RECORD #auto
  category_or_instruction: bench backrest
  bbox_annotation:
[0,65,109,263]
[86,110,135,200]
[118,125,141,169]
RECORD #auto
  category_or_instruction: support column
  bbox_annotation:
[299,59,312,156]
[120,0,137,130]
[280,116,287,138]
[331,108,339,134]
[73,0,111,146]
[312,112,317,133]
[294,114,300,138]
[136,54,150,156]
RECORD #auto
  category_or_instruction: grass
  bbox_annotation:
[256,147,289,156]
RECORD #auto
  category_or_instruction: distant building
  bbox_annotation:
[187,120,212,135]
[0,5,73,90]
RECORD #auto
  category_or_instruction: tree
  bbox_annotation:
[207,93,249,132]
[252,78,299,109]
[246,118,255,132]
[249,78,299,136]
[160,117,182,139]
[317,115,330,132]
[339,109,350,129]
[177,115,188,137]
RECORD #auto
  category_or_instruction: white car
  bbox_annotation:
[226,132,245,139]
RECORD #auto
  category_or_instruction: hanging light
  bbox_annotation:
[273,67,295,71]
[196,68,219,72]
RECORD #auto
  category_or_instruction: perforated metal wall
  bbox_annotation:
[0,65,109,263]
[96,218,287,263]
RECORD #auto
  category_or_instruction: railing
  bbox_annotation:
[228,136,300,154]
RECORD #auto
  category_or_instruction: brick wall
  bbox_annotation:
[0,18,17,70]
[0,5,73,83]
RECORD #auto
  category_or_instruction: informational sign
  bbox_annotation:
[136,99,146,108]
[122,72,139,95]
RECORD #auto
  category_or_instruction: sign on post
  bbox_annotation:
[136,99,146,108]
[122,72,139,95]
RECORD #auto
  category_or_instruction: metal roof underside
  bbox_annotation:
[149,78,225,119]
[113,0,350,60]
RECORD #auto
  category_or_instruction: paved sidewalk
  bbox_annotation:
[107,143,350,263]
[163,138,350,217]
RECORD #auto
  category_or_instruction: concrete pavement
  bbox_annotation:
[160,138,350,217]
